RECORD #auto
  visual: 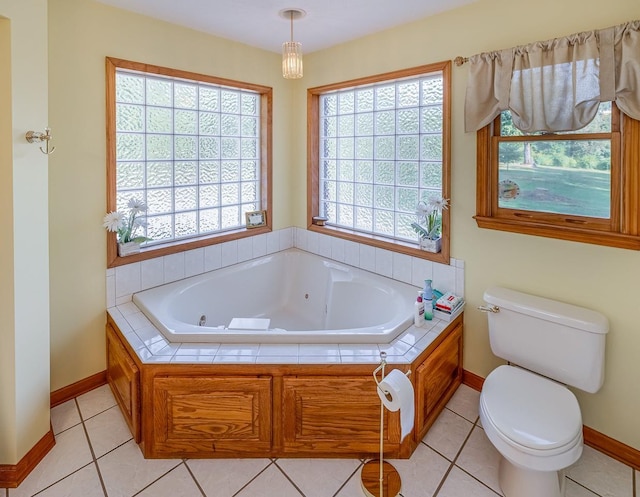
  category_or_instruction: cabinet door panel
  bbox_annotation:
[152,376,271,455]
[106,324,140,441]
[416,323,462,435]
[282,376,400,454]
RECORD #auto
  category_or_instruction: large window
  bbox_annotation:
[476,105,640,249]
[106,58,272,266]
[307,62,451,263]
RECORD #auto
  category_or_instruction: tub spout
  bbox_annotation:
[198,315,207,326]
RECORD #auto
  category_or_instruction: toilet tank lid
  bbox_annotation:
[484,287,609,334]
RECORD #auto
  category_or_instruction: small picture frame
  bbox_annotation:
[245,210,267,228]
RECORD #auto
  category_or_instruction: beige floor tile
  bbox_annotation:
[50,400,81,435]
[455,426,502,495]
[445,384,480,423]
[436,466,500,497]
[76,385,116,420]
[97,439,181,497]
[565,478,600,497]
[28,464,104,497]
[565,445,633,497]
[388,442,451,497]
[187,458,271,497]
[423,408,474,460]
[137,464,203,497]
[334,471,366,497]
[234,464,302,497]
[8,425,93,497]
[276,458,360,497]
[84,405,133,458]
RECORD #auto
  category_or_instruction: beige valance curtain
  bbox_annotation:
[464,20,640,133]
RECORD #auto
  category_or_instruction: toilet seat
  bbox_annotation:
[480,365,584,471]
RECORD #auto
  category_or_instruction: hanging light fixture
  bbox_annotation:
[280,9,305,79]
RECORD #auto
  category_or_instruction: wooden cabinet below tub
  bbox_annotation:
[282,376,401,455]
[106,322,140,442]
[150,375,272,457]
[105,312,463,459]
[414,321,463,440]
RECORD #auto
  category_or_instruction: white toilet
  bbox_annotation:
[479,287,608,497]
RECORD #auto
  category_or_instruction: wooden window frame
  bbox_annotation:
[307,61,452,265]
[106,57,273,268]
[475,106,640,250]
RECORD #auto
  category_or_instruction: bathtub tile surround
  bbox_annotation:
[106,228,464,308]
[106,227,465,366]
[184,247,205,277]
[204,243,222,272]
[107,303,448,365]
[5,384,633,497]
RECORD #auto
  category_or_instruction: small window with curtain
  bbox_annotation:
[106,58,272,267]
[468,21,640,249]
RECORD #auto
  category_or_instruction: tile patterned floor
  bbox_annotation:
[2,384,637,497]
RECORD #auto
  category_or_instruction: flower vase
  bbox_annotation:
[118,241,141,257]
[419,237,442,253]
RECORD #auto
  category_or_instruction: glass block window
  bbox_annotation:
[317,70,446,242]
[111,63,268,246]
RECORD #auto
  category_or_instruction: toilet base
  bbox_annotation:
[498,456,566,497]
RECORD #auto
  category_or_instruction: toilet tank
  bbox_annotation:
[483,287,609,393]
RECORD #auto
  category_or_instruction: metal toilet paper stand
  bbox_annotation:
[361,352,411,497]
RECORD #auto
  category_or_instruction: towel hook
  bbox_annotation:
[25,127,56,155]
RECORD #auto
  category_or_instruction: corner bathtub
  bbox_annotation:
[132,248,417,343]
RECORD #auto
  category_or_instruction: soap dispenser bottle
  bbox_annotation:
[423,279,433,321]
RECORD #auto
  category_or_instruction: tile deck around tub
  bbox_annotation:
[107,304,451,365]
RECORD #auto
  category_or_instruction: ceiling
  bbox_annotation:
[95,0,476,54]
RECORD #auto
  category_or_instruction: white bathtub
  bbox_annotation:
[132,248,418,343]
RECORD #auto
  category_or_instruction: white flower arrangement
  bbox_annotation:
[411,196,449,241]
[103,198,152,244]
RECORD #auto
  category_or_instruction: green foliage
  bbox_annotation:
[499,105,612,172]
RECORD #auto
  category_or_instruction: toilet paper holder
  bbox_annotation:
[372,351,411,394]
[361,352,411,497]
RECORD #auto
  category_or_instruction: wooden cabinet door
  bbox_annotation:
[152,376,271,456]
[106,323,140,442]
[415,323,463,437]
[282,376,400,455]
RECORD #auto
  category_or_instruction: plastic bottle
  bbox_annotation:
[414,292,425,327]
[423,279,433,321]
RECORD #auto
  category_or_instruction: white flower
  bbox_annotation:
[427,196,449,212]
[416,201,430,217]
[133,217,147,228]
[103,211,125,232]
[127,197,148,214]
[103,197,152,246]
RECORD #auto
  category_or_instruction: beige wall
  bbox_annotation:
[47,0,292,391]
[298,0,640,449]
[46,0,640,452]
[0,0,51,464]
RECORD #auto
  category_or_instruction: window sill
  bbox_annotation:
[307,224,450,265]
[107,226,271,268]
[474,216,640,250]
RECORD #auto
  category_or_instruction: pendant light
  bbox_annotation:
[281,9,305,79]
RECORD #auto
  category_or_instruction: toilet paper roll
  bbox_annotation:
[377,369,415,441]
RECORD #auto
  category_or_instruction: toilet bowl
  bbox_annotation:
[480,366,583,497]
[480,287,608,497]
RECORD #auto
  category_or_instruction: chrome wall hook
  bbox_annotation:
[25,127,56,155]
